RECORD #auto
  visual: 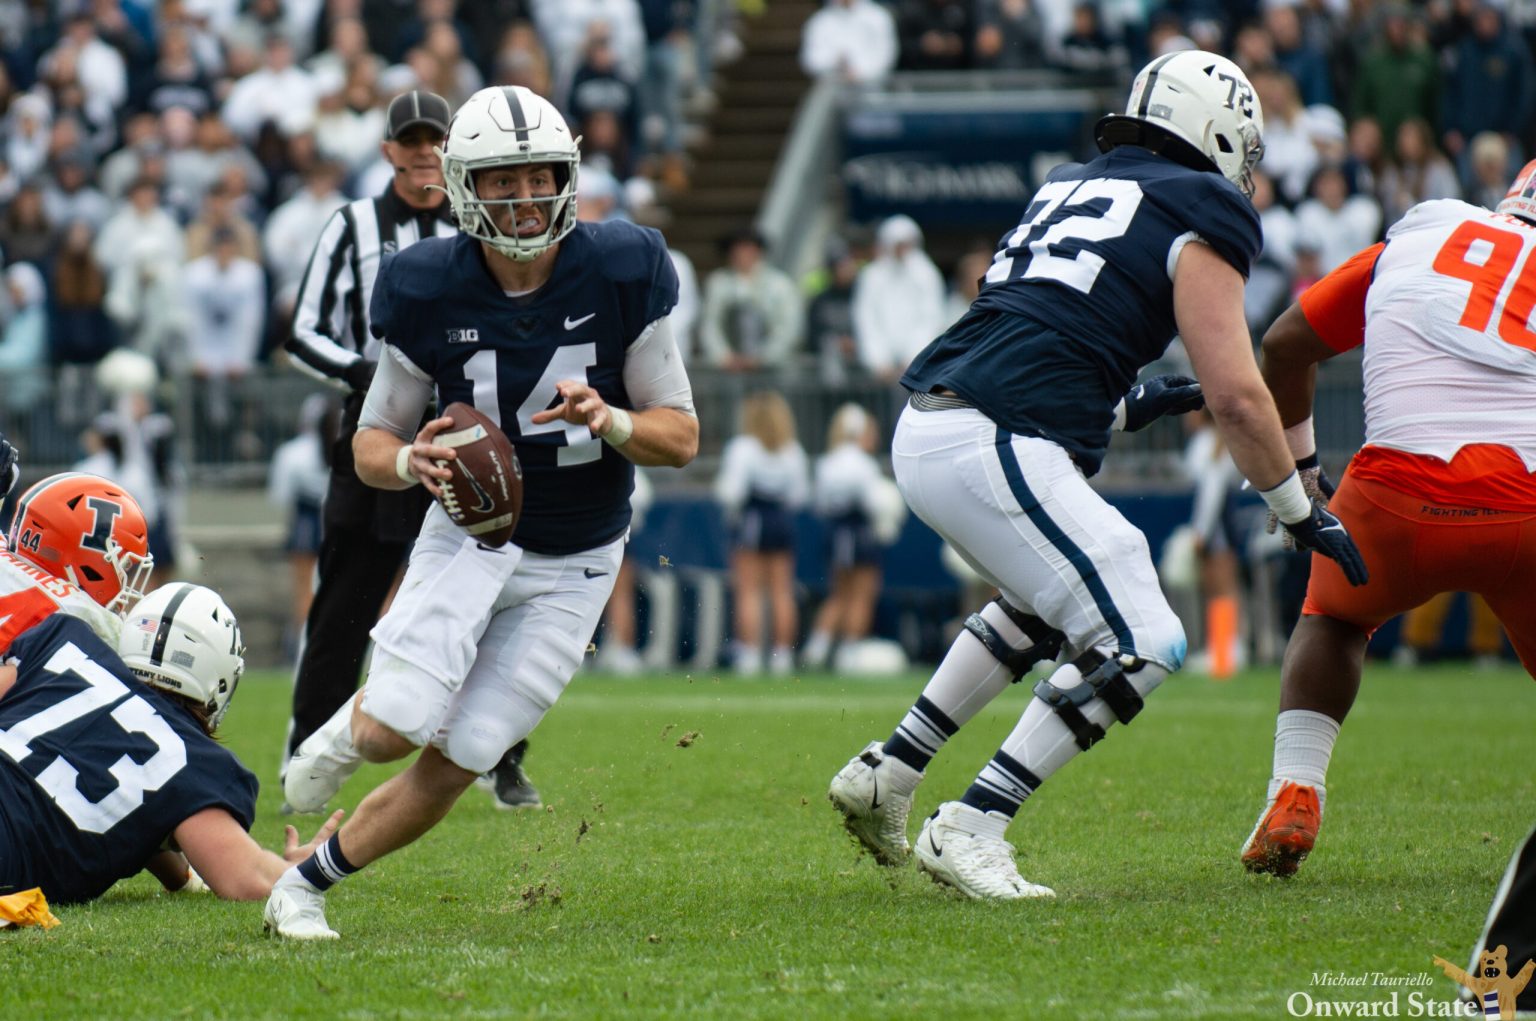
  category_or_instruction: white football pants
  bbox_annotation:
[363,507,623,773]
[892,403,1186,670]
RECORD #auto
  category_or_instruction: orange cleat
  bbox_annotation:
[1241,782,1321,877]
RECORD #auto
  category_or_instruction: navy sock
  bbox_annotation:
[295,833,361,892]
[959,750,1042,820]
[883,695,959,772]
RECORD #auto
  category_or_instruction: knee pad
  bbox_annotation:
[962,596,1066,682]
[1031,647,1168,751]
[439,722,517,776]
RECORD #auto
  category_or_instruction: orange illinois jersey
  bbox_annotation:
[1299,199,1536,509]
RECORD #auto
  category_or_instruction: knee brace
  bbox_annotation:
[1032,648,1158,751]
[962,596,1066,682]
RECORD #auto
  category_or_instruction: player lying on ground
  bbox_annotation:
[827,51,1368,901]
[0,583,342,903]
[1240,162,1536,878]
[267,85,698,939]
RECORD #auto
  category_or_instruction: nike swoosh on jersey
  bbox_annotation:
[564,313,597,330]
[583,568,608,579]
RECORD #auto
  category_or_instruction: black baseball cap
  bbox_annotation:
[385,90,451,141]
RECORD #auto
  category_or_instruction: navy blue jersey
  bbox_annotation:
[903,147,1261,475]
[372,220,679,555]
[0,616,257,903]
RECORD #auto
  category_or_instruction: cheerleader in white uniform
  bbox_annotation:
[714,392,809,674]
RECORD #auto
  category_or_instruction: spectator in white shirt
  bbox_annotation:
[1295,164,1382,274]
[94,177,185,277]
[699,227,803,372]
[1253,66,1317,206]
[801,0,899,85]
[715,391,811,675]
[184,227,267,379]
[853,215,946,383]
[532,0,646,104]
[4,93,52,182]
[41,14,127,112]
[222,33,319,143]
[262,161,349,312]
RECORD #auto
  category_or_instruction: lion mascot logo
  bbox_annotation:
[1433,945,1534,1020]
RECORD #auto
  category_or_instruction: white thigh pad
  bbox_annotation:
[370,524,523,689]
[434,541,622,774]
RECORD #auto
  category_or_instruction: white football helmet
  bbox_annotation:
[1096,50,1265,198]
[119,583,245,731]
[437,86,580,262]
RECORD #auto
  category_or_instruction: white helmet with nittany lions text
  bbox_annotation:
[1096,50,1265,198]
[437,86,581,262]
[118,582,246,732]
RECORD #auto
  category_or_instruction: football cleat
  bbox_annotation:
[478,740,541,810]
[263,882,339,941]
[828,740,923,866]
[282,708,362,815]
[1241,781,1322,877]
[915,802,1056,901]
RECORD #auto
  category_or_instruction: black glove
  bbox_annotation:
[0,432,17,498]
[1282,501,1369,587]
[342,358,377,393]
[1265,453,1337,550]
[1118,374,1204,432]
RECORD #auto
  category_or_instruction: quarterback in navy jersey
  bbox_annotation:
[828,51,1368,901]
[369,216,677,552]
[0,586,340,904]
[273,86,698,940]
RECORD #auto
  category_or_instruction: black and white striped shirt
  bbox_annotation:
[285,184,457,387]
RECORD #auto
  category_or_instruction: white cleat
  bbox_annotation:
[915,802,1056,901]
[828,741,923,866]
[283,708,362,815]
[263,882,339,940]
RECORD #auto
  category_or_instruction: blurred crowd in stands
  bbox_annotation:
[1,0,1531,441]
[0,0,1528,671]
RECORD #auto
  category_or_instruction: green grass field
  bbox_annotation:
[8,662,1531,1020]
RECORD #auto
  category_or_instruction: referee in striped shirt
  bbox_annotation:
[282,90,539,810]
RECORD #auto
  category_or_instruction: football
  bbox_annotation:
[433,402,523,547]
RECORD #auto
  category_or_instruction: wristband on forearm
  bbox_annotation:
[395,443,419,485]
[603,406,634,448]
[1260,469,1312,524]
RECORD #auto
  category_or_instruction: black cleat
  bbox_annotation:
[480,740,542,810]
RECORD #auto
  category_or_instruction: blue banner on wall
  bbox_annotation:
[841,101,1100,228]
